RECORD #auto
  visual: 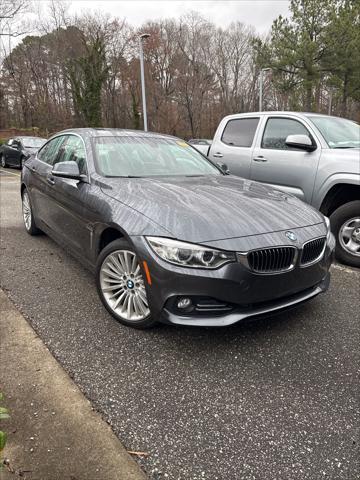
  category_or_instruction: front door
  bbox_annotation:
[44,134,95,260]
[29,135,67,226]
[250,116,321,203]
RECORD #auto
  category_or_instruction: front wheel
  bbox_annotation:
[0,155,6,168]
[330,201,360,268]
[22,189,41,235]
[96,239,156,329]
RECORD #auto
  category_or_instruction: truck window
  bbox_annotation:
[262,118,311,150]
[221,118,259,147]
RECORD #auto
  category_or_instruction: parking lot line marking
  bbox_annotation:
[0,168,21,177]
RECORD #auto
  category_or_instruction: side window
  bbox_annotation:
[221,118,260,147]
[38,136,66,165]
[55,135,86,174]
[262,118,312,150]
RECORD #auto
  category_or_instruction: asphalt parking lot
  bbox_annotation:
[0,168,359,480]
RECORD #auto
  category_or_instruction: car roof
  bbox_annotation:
[55,128,179,141]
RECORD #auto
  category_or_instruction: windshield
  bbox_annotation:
[308,116,360,148]
[21,137,46,148]
[93,136,221,177]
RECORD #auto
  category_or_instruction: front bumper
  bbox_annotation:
[131,233,335,327]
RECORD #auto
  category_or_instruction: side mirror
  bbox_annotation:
[285,134,317,152]
[52,161,84,180]
[217,162,230,174]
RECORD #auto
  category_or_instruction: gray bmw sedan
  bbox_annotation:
[21,129,335,328]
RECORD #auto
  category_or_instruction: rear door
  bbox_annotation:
[250,116,321,203]
[208,116,260,178]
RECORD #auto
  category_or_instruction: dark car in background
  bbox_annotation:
[0,136,47,169]
[21,128,335,329]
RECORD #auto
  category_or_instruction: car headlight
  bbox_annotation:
[146,237,236,269]
[324,216,331,241]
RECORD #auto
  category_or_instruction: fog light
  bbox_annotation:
[177,297,192,309]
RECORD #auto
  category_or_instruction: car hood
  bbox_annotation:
[101,175,324,243]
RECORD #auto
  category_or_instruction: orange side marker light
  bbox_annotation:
[143,261,152,285]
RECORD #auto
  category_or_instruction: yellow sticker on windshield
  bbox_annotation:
[176,141,189,147]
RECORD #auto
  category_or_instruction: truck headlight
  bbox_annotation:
[146,237,235,269]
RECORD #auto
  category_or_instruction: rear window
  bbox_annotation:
[221,118,259,147]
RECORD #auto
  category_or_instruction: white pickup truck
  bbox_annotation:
[204,111,360,268]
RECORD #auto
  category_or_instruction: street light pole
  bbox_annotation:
[259,68,271,112]
[328,90,333,116]
[139,33,150,132]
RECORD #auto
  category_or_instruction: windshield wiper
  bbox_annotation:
[332,146,356,149]
[106,175,142,178]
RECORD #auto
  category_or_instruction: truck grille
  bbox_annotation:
[247,247,296,273]
[300,237,326,265]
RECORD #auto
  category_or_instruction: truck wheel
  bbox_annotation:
[330,201,360,268]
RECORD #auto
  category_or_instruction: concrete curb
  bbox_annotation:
[0,289,147,480]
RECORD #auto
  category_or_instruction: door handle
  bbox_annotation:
[253,156,268,162]
[212,152,223,158]
[47,176,55,185]
[30,165,37,172]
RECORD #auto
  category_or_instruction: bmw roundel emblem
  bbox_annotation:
[285,231,297,242]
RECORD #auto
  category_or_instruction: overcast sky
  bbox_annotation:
[1,1,291,53]
[62,0,290,33]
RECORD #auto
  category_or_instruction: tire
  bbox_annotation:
[96,238,156,329]
[0,154,6,168]
[330,200,360,268]
[22,189,41,236]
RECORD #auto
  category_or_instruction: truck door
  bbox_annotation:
[250,115,321,203]
[208,116,260,178]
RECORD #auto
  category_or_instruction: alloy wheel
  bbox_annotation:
[99,250,150,321]
[339,217,360,257]
[1,156,5,168]
[22,192,32,231]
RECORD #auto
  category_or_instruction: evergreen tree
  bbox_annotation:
[322,0,360,115]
